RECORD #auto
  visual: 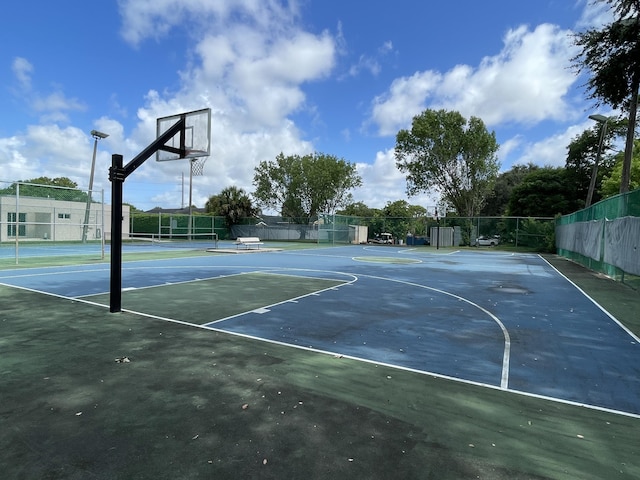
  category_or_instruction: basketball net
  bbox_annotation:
[191,157,207,176]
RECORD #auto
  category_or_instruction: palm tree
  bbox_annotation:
[205,186,259,227]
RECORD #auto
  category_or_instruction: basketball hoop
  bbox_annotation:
[191,157,207,176]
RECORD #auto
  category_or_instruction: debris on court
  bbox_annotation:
[114,356,131,363]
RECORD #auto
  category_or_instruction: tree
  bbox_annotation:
[381,200,428,239]
[395,109,500,217]
[0,176,86,201]
[27,176,79,188]
[565,116,630,206]
[123,202,141,213]
[572,0,640,193]
[205,186,259,227]
[481,163,540,216]
[337,201,379,218]
[507,168,581,217]
[253,152,362,221]
[600,139,640,197]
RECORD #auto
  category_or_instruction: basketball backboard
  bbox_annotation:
[156,108,211,162]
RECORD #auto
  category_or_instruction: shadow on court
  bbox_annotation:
[1,255,640,479]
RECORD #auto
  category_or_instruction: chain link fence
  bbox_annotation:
[130,212,226,240]
[315,214,555,250]
[557,188,640,290]
[0,180,112,264]
[174,212,555,250]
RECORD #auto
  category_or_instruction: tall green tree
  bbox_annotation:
[600,139,640,197]
[565,117,627,206]
[253,152,362,221]
[572,0,640,193]
[507,168,581,217]
[205,186,259,227]
[481,163,539,216]
[395,109,500,217]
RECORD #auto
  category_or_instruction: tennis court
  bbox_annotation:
[2,243,640,479]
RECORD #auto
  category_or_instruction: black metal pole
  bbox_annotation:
[110,154,124,313]
[106,117,186,313]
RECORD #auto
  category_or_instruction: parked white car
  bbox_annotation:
[369,233,393,244]
[475,235,500,246]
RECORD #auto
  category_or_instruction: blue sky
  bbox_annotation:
[0,0,614,212]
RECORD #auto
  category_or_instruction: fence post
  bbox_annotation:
[15,182,20,265]
[101,190,105,259]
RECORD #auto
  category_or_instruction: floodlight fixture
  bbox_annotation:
[588,114,609,123]
[91,129,109,139]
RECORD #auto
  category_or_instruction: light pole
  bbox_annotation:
[82,130,109,243]
[585,114,612,208]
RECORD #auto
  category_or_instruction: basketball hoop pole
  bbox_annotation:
[108,118,185,313]
[109,154,124,312]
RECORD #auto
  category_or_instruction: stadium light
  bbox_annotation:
[586,115,613,208]
[82,130,109,243]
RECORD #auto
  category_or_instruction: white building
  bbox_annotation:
[1,195,130,242]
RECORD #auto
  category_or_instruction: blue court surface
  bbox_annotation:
[0,238,219,259]
[1,245,639,417]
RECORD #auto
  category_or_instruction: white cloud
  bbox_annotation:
[10,58,86,124]
[0,136,35,182]
[370,70,442,136]
[0,125,108,189]
[576,0,613,29]
[443,24,579,125]
[119,0,299,46]
[497,136,523,168]
[348,54,381,77]
[369,23,579,135]
[511,123,587,168]
[32,91,86,115]
[12,57,33,91]
[353,148,437,209]
[379,41,393,55]
[226,30,336,126]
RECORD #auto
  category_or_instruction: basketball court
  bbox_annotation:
[2,245,639,416]
[2,243,640,479]
[2,109,640,479]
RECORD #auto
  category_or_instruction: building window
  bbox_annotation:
[7,212,26,237]
[57,213,71,219]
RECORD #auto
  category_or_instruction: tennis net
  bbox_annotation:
[124,232,218,249]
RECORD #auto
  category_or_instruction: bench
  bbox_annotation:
[234,237,264,249]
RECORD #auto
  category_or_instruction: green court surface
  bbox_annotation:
[2,253,640,479]
[87,272,346,323]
